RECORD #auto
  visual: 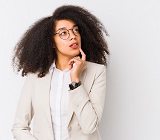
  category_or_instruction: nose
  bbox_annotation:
[69,29,76,40]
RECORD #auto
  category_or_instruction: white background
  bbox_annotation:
[0,0,160,140]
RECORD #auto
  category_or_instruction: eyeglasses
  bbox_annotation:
[54,26,80,40]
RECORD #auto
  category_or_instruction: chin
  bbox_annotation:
[72,50,80,56]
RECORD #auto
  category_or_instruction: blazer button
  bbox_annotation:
[68,126,72,131]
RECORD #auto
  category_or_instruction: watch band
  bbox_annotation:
[69,81,81,90]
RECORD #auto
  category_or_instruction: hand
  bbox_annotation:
[68,48,86,82]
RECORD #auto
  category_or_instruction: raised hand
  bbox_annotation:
[68,48,86,82]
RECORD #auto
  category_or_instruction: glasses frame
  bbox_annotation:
[54,26,81,40]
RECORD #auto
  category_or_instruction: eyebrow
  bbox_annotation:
[55,24,78,33]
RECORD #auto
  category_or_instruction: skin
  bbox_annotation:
[54,20,86,82]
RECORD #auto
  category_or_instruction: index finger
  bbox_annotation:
[79,48,86,61]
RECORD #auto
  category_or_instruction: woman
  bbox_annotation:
[12,5,109,140]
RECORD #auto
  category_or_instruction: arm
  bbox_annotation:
[68,65,107,134]
[11,74,37,140]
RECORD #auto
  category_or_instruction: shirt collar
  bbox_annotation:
[49,61,56,73]
[49,61,87,73]
[49,61,70,73]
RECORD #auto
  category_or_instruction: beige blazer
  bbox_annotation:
[12,61,107,140]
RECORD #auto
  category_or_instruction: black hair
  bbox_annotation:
[12,5,109,77]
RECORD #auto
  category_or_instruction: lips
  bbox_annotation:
[70,42,78,48]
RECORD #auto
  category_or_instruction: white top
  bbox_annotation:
[49,62,71,140]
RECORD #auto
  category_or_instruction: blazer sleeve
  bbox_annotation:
[11,74,37,140]
[68,65,107,134]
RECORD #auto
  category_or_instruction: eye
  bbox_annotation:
[73,27,79,33]
[59,30,68,36]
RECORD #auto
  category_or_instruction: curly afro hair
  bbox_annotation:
[12,5,110,78]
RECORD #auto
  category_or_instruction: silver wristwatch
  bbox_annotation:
[69,81,81,90]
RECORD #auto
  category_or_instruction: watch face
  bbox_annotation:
[72,82,77,87]
[69,81,81,90]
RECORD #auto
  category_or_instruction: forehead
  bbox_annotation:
[55,20,76,30]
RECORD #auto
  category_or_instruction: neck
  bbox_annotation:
[55,57,71,71]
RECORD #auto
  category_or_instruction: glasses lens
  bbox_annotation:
[57,27,81,40]
[59,29,69,40]
[72,27,80,35]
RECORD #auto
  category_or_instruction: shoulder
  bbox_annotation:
[25,72,52,84]
[25,71,49,79]
[86,61,106,72]
[85,61,107,79]
[24,72,39,83]
[26,73,38,79]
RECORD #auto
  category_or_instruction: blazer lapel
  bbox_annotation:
[40,72,53,127]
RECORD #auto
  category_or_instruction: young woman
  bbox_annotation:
[12,5,109,140]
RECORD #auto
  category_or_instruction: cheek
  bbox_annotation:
[54,37,63,47]
[78,35,81,41]
[54,36,60,46]
[54,38,68,51]
[78,36,81,46]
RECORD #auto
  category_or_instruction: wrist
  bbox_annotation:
[71,77,80,83]
[69,81,81,90]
